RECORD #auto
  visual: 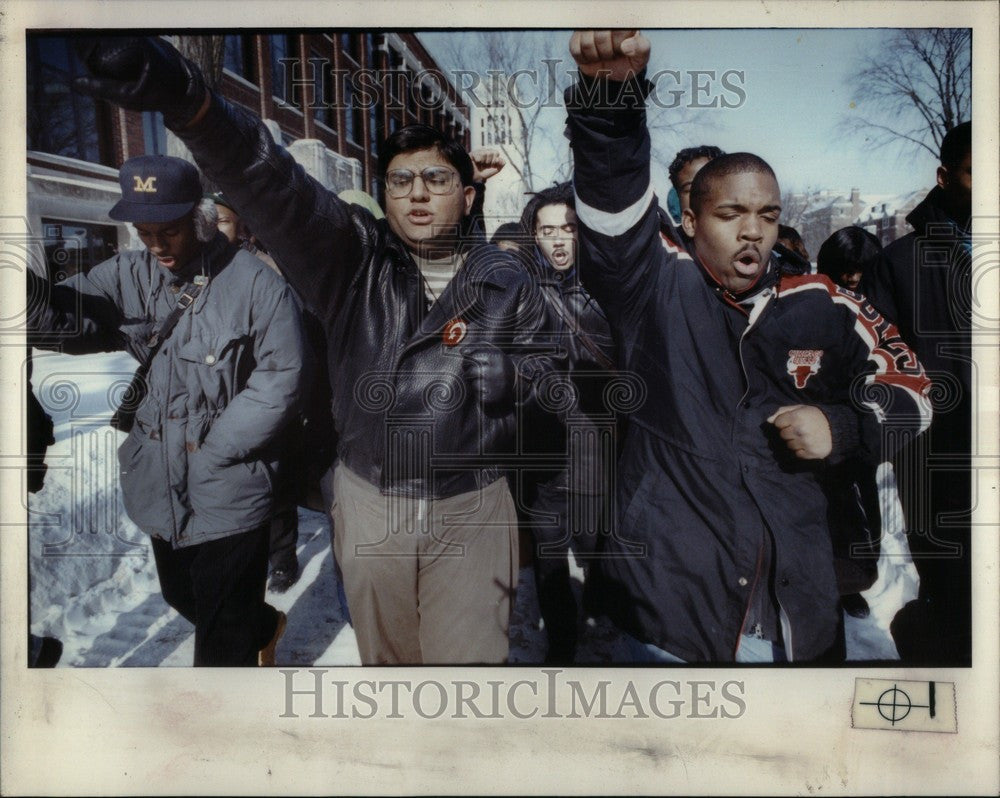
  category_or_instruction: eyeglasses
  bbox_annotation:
[384,167,460,199]
[535,223,578,238]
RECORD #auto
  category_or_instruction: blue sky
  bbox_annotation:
[421,28,950,199]
[643,28,941,195]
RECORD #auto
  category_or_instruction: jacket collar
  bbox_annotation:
[693,246,779,312]
[907,185,971,237]
[404,243,519,348]
[153,233,232,286]
[531,246,578,287]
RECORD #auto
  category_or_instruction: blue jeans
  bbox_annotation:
[735,634,787,663]
[624,631,787,664]
[625,632,686,663]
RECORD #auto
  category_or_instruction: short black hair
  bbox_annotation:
[377,124,475,188]
[490,222,526,247]
[777,224,810,263]
[816,226,883,281]
[668,145,725,188]
[688,153,778,214]
[519,182,576,235]
[940,120,971,169]
[777,225,803,245]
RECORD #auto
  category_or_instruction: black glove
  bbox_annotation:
[461,344,517,416]
[73,36,208,129]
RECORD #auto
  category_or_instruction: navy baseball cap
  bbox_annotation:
[109,155,202,223]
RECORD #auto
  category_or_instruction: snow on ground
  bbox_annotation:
[27,351,917,666]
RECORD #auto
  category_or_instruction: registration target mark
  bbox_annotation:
[852,678,957,733]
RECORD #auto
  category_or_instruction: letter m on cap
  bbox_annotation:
[133,176,157,193]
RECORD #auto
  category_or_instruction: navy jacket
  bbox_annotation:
[567,76,932,662]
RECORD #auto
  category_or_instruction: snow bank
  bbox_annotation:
[27,351,914,666]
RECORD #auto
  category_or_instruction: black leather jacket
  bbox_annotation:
[529,255,619,494]
[176,94,556,498]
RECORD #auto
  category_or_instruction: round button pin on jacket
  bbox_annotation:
[443,319,467,346]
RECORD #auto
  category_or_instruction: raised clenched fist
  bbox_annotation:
[569,30,651,82]
[73,37,209,129]
[469,148,506,183]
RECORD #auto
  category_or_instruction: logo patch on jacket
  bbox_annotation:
[443,319,468,346]
[787,349,823,388]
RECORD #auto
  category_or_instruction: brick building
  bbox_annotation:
[800,188,866,262]
[799,187,930,259]
[26,32,470,280]
[854,189,927,247]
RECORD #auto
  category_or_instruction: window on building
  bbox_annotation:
[26,36,114,165]
[344,82,361,146]
[387,47,403,101]
[369,104,380,156]
[270,34,301,105]
[40,218,119,280]
[142,112,168,155]
[340,33,358,64]
[223,35,258,84]
[311,50,335,130]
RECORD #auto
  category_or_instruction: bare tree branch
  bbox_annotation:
[840,29,970,159]
[780,186,825,230]
[174,35,226,90]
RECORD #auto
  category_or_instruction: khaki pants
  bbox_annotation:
[332,463,518,664]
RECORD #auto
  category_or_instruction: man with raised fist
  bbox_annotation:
[566,30,933,663]
[73,36,556,665]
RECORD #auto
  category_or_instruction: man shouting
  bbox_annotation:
[74,36,556,665]
[566,30,932,663]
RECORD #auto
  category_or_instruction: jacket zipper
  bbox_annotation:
[734,531,766,659]
[163,291,180,542]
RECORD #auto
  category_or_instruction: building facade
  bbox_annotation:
[799,187,930,259]
[854,189,926,247]
[800,188,866,262]
[469,83,529,234]
[26,32,470,280]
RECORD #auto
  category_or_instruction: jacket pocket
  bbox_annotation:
[187,448,274,536]
[619,468,653,542]
[117,419,174,536]
[175,330,245,414]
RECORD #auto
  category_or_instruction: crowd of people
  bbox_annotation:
[27,31,972,667]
